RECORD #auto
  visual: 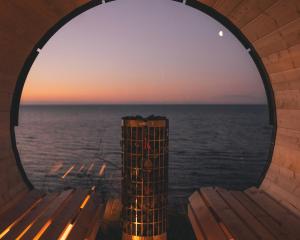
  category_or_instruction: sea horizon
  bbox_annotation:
[16,104,273,212]
[20,103,268,107]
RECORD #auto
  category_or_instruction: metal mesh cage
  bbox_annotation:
[121,116,168,239]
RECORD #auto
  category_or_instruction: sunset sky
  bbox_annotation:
[22,0,267,105]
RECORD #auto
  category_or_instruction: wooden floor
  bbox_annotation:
[188,187,300,240]
[0,188,104,240]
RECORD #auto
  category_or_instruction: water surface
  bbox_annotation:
[16,104,273,211]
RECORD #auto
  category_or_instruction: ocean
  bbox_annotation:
[16,104,273,212]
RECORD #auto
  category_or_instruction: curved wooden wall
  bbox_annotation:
[0,0,299,215]
[199,0,300,215]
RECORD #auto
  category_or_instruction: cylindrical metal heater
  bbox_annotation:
[121,116,168,240]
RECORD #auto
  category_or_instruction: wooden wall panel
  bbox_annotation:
[270,68,300,91]
[229,0,278,28]
[0,0,89,209]
[197,0,300,215]
[213,0,242,16]
[262,43,300,74]
[275,90,300,109]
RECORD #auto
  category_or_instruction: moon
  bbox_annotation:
[218,30,224,37]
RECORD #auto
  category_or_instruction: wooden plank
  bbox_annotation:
[213,0,242,16]
[0,188,28,219]
[276,127,300,152]
[231,190,289,239]
[0,190,43,232]
[270,144,300,173]
[40,189,88,240]
[275,90,300,110]
[188,190,227,240]
[270,67,300,85]
[22,189,73,240]
[2,193,58,240]
[262,178,300,217]
[263,43,300,74]
[200,187,257,240]
[85,202,105,240]
[241,0,299,42]
[67,193,102,240]
[216,188,276,240]
[254,17,300,57]
[245,187,300,238]
[277,109,300,131]
[228,0,277,28]
[188,204,205,240]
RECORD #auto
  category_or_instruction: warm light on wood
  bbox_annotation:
[33,220,52,240]
[58,223,73,240]
[219,222,235,240]
[87,163,94,174]
[61,165,75,179]
[78,164,85,173]
[16,223,34,240]
[0,227,11,239]
[0,198,42,239]
[80,195,91,209]
[98,163,106,176]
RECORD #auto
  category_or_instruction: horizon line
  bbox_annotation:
[20,103,268,106]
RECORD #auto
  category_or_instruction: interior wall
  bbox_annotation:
[198,0,300,214]
[0,0,90,209]
[0,0,299,214]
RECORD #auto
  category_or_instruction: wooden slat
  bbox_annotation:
[0,188,28,218]
[188,204,205,240]
[22,189,73,240]
[216,188,276,240]
[254,17,300,57]
[262,177,300,217]
[84,202,105,240]
[2,193,58,240]
[188,190,227,240]
[213,0,242,16]
[228,0,278,28]
[0,190,43,232]
[263,43,300,74]
[67,193,102,240]
[245,187,300,238]
[231,190,289,239]
[200,187,257,240]
[40,189,88,240]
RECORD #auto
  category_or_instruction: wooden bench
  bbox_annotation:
[188,187,300,240]
[0,188,104,240]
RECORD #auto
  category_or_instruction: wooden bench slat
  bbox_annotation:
[188,204,205,240]
[200,187,258,240]
[40,189,88,240]
[188,190,227,240]
[22,189,74,240]
[216,188,277,240]
[231,190,290,239]
[245,187,300,238]
[84,202,105,240]
[2,193,58,240]
[0,189,28,217]
[0,190,43,232]
[67,192,102,240]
